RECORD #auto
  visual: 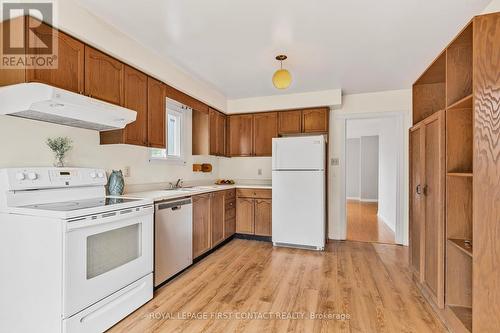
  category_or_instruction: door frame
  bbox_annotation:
[332,110,408,245]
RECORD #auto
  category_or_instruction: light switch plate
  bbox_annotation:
[331,158,340,166]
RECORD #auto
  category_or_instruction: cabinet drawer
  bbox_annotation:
[225,207,236,220]
[236,188,272,199]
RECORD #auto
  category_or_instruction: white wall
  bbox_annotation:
[227,89,341,113]
[346,138,360,199]
[483,0,500,13]
[218,157,272,182]
[329,89,412,243]
[360,136,379,202]
[377,119,399,231]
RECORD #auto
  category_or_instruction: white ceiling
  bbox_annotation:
[75,0,491,99]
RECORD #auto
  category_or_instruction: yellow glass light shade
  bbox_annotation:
[272,68,292,89]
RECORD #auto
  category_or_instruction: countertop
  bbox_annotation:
[125,184,271,202]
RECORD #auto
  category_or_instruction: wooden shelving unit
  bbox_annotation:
[444,20,474,333]
[449,306,473,332]
[447,172,473,177]
[411,12,500,333]
[448,238,472,257]
[412,53,446,124]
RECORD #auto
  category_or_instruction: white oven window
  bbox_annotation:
[86,224,142,279]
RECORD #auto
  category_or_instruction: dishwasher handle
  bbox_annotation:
[156,198,192,211]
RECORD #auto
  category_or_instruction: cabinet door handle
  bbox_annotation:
[416,184,422,195]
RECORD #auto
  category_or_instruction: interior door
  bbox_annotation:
[409,125,425,282]
[423,111,445,308]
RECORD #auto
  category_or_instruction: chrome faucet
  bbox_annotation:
[168,178,183,189]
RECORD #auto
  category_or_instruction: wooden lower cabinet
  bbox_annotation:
[193,189,236,259]
[236,197,255,234]
[236,189,272,236]
[211,191,225,247]
[254,199,272,236]
[192,194,211,258]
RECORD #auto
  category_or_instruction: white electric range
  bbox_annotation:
[0,167,154,333]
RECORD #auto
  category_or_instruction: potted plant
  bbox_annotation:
[46,136,73,167]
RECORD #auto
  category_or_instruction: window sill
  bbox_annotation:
[149,156,186,166]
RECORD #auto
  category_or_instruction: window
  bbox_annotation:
[150,100,186,162]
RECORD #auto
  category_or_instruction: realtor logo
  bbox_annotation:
[1,2,58,69]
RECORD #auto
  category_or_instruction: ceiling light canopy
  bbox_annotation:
[272,55,292,89]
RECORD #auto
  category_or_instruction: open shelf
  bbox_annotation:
[446,176,473,240]
[413,53,446,124]
[447,94,472,110]
[446,107,473,173]
[448,238,473,257]
[446,23,473,107]
[449,306,472,332]
[447,172,473,177]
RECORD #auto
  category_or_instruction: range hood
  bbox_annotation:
[0,83,137,131]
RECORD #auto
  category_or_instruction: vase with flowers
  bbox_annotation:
[46,136,73,167]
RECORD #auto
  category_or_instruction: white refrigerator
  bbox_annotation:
[272,135,326,250]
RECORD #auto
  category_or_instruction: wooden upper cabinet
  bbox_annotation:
[192,194,211,258]
[253,112,277,156]
[123,66,148,145]
[302,108,329,133]
[211,191,225,247]
[227,114,253,156]
[26,18,84,93]
[209,108,226,156]
[84,46,124,105]
[147,77,166,148]
[0,16,26,87]
[278,110,302,134]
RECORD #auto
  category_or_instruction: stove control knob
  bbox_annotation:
[98,172,105,178]
[90,172,97,179]
[16,172,25,181]
[27,172,38,180]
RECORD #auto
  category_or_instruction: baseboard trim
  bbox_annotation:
[347,197,378,203]
[360,198,378,203]
[234,233,272,242]
[377,213,395,232]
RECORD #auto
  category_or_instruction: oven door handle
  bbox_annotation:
[66,205,154,231]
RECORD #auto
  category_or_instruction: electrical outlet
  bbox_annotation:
[331,158,339,166]
[258,168,262,176]
[123,166,131,177]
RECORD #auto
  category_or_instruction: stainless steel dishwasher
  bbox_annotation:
[154,197,193,287]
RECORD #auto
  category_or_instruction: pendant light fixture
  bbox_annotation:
[272,55,292,89]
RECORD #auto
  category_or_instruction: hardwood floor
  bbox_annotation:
[109,239,445,333]
[347,200,395,244]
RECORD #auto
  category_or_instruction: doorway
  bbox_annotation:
[344,118,399,244]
